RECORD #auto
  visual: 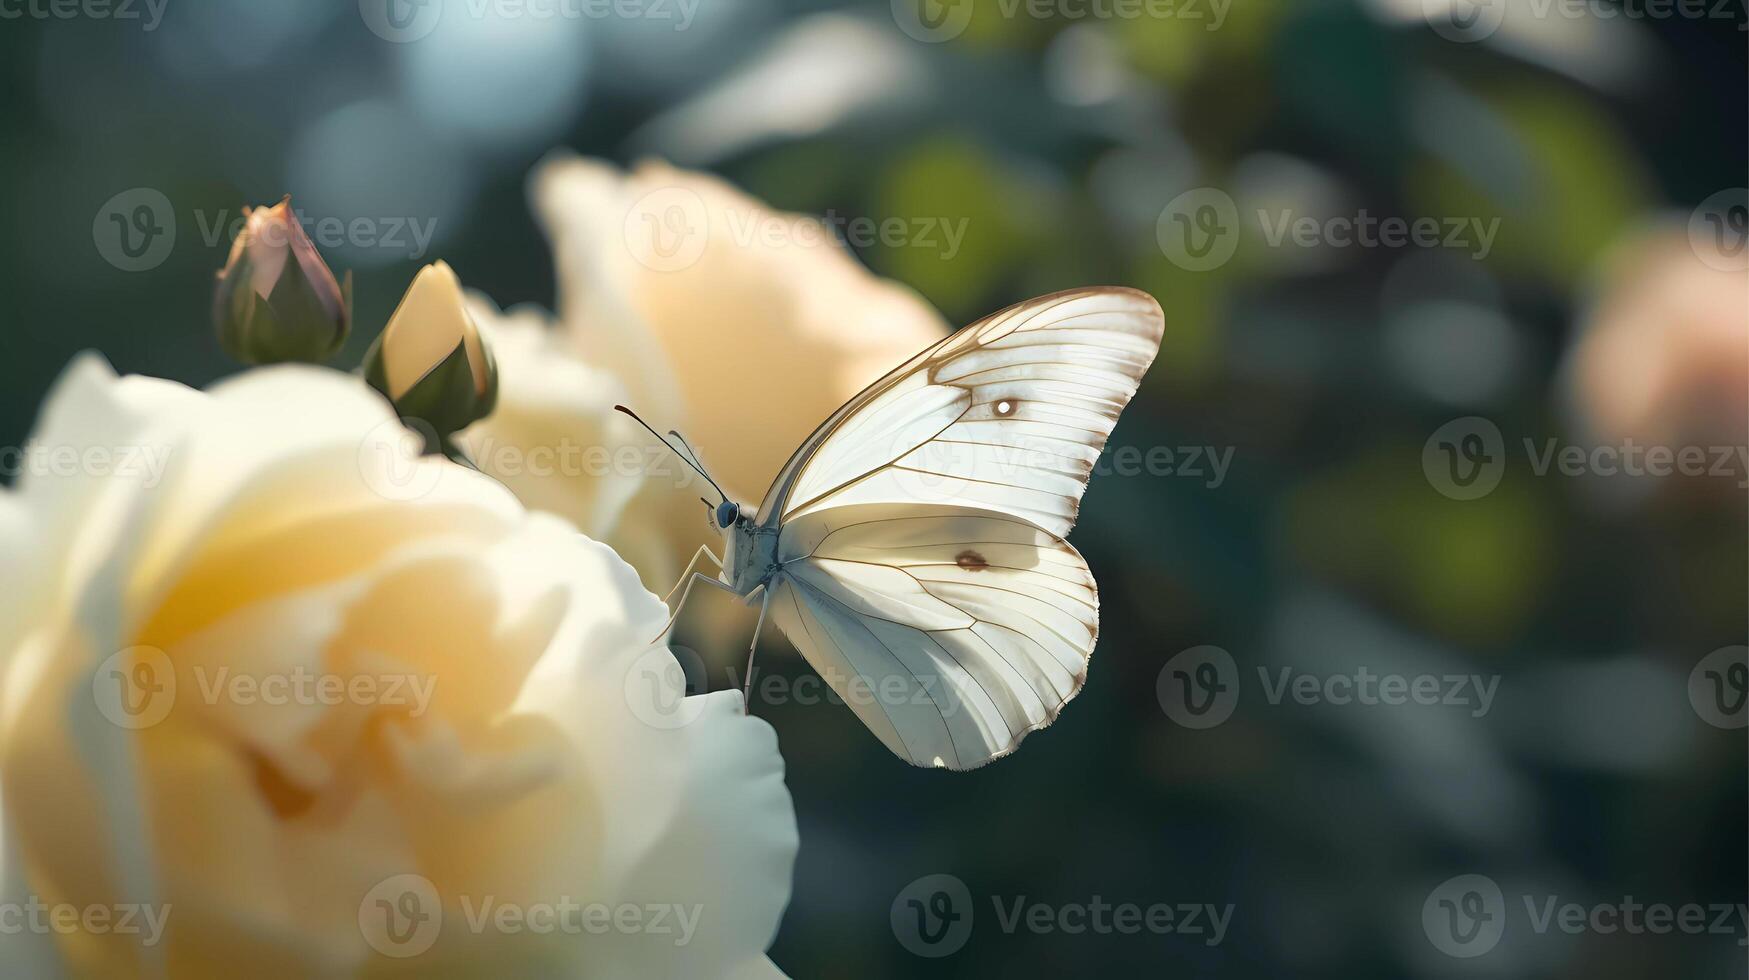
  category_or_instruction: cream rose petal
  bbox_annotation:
[0,355,198,672]
[0,358,797,979]
[499,518,799,979]
[458,297,649,543]
[532,153,951,504]
[0,356,197,979]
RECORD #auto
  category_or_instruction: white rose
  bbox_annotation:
[0,356,797,979]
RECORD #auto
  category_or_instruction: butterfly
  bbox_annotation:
[620,287,1164,769]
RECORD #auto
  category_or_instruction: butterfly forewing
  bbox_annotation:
[757,287,1164,768]
[760,288,1164,539]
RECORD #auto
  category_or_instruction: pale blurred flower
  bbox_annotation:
[0,356,796,978]
[463,153,950,591]
[458,298,674,580]
[1563,226,1748,486]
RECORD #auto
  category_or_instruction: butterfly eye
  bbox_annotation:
[994,400,1017,417]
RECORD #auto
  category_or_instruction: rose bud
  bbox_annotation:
[212,196,351,364]
[364,260,498,449]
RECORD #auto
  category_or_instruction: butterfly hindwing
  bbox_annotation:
[771,504,1097,769]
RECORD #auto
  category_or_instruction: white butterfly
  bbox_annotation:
[623,287,1164,769]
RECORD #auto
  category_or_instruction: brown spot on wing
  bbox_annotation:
[955,549,989,571]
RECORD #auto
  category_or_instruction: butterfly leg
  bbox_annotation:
[651,572,737,643]
[740,584,769,713]
[660,544,723,606]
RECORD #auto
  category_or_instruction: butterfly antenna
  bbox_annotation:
[613,405,728,504]
[667,430,711,478]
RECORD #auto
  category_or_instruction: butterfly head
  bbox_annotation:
[714,500,742,529]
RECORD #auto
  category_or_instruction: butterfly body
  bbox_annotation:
[663,287,1164,770]
[720,509,779,597]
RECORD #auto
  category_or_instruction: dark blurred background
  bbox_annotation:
[2,1,1745,977]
